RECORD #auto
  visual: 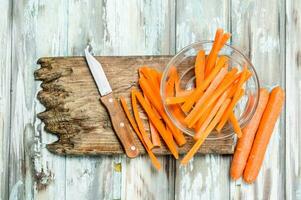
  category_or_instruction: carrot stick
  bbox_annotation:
[243,86,285,183]
[230,88,269,180]
[193,89,229,140]
[139,67,160,93]
[186,67,228,123]
[215,67,249,132]
[133,89,179,159]
[131,89,154,150]
[140,77,187,146]
[205,30,231,76]
[145,96,161,147]
[229,112,243,138]
[181,56,229,112]
[166,96,189,105]
[195,50,206,88]
[120,97,161,170]
[184,68,239,127]
[181,98,231,165]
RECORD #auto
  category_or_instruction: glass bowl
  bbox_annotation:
[160,41,260,140]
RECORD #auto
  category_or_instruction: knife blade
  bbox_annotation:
[84,46,139,158]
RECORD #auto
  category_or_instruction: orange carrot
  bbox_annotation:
[131,90,154,150]
[184,68,239,127]
[133,89,179,159]
[120,97,161,170]
[194,89,229,140]
[230,88,269,180]
[165,96,189,105]
[243,86,285,183]
[145,96,161,147]
[181,56,229,112]
[195,50,206,88]
[205,30,231,76]
[181,98,231,165]
[140,77,186,146]
[186,67,228,123]
[229,112,243,138]
[139,67,160,93]
[215,67,249,132]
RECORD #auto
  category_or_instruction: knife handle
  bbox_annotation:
[100,93,140,158]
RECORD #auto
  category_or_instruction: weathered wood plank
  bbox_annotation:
[9,0,68,199]
[174,0,231,199]
[285,0,301,199]
[0,0,11,200]
[64,1,116,200]
[230,0,286,199]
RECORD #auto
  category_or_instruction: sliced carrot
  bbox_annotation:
[195,50,206,88]
[194,89,229,140]
[229,112,243,138]
[230,88,269,180]
[181,56,229,112]
[205,30,231,76]
[145,95,161,147]
[140,77,187,146]
[215,67,250,132]
[139,67,160,93]
[166,96,189,105]
[181,99,231,165]
[184,68,239,127]
[243,86,285,183]
[120,97,161,170]
[185,67,228,125]
[131,90,154,150]
[133,89,179,159]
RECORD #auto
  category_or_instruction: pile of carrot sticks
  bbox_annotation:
[119,28,285,183]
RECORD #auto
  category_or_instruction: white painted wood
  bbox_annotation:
[0,1,11,200]
[230,0,286,199]
[175,1,231,199]
[285,0,301,199]
[10,0,68,199]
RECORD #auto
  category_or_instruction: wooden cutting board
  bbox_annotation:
[35,56,235,156]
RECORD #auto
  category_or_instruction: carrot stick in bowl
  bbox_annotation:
[181,98,231,165]
[243,86,285,183]
[230,88,269,180]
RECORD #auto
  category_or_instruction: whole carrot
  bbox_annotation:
[243,86,285,183]
[230,88,269,180]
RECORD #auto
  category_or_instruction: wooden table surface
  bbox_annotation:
[0,0,300,199]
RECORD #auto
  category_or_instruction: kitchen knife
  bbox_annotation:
[84,46,139,158]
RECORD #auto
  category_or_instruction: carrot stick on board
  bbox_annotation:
[184,68,239,127]
[133,89,179,159]
[181,98,231,165]
[131,90,154,150]
[230,88,269,180]
[120,97,161,170]
[139,67,160,93]
[145,95,161,147]
[139,77,187,146]
[181,56,229,112]
[229,112,243,138]
[195,50,206,88]
[194,89,230,140]
[243,86,285,183]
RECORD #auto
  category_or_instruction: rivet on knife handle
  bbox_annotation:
[100,93,140,158]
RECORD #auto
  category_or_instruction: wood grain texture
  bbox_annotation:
[0,1,11,200]
[35,56,235,155]
[230,0,286,199]
[285,0,301,199]
[174,1,231,199]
